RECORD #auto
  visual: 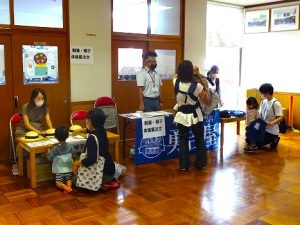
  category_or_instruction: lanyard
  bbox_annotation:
[148,70,155,87]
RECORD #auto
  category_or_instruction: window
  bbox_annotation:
[118,48,143,81]
[206,2,243,110]
[14,0,63,28]
[113,0,148,34]
[155,49,176,80]
[0,45,5,85]
[150,0,180,35]
[0,0,10,25]
[113,0,181,36]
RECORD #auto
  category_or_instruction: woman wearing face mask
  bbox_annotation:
[206,65,221,98]
[16,88,53,137]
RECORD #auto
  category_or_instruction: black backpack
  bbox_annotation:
[272,100,287,134]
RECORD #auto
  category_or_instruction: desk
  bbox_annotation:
[17,131,120,188]
[219,116,246,155]
[118,113,139,159]
[107,131,120,163]
[118,111,179,164]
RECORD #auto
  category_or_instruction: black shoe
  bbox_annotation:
[244,145,257,153]
[196,167,206,170]
[270,137,280,149]
[194,165,206,170]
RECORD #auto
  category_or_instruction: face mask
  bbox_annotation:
[211,73,217,79]
[261,94,267,100]
[150,63,157,71]
[35,100,44,107]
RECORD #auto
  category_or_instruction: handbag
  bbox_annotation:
[76,134,105,191]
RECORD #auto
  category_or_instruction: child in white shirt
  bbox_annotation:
[245,96,260,150]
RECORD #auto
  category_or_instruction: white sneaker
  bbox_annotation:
[12,163,19,176]
[114,162,127,179]
[129,148,135,159]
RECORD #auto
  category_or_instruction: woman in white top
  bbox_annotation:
[173,60,209,171]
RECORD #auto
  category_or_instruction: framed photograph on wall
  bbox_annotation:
[271,5,299,31]
[245,10,270,33]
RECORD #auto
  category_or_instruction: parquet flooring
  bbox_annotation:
[1,124,300,225]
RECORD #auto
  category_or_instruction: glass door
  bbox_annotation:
[0,35,14,160]
[112,40,148,113]
[12,34,70,130]
[149,41,182,110]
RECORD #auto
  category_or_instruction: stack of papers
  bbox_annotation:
[27,140,55,148]
[143,111,173,117]
[120,111,173,119]
[66,135,86,142]
[25,135,86,147]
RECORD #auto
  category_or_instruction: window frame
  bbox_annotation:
[0,0,68,33]
[112,0,184,39]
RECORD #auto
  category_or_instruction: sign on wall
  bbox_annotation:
[70,46,93,64]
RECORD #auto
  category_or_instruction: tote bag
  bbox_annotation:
[76,134,105,191]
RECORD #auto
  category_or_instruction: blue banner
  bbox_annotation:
[204,109,220,151]
[134,111,220,164]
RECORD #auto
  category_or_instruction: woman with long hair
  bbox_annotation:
[173,60,209,171]
[16,88,53,137]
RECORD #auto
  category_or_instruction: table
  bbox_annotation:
[118,113,139,159]
[118,111,177,164]
[17,131,120,188]
[219,116,246,155]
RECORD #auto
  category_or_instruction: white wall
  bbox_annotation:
[242,1,300,93]
[69,0,111,101]
[184,0,207,72]
[69,0,207,102]
[242,30,300,93]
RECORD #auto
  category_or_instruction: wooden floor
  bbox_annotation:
[1,124,300,225]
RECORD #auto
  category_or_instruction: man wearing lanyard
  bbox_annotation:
[136,51,162,112]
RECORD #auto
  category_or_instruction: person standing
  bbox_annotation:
[173,60,209,171]
[206,65,220,98]
[16,88,53,137]
[47,125,74,193]
[136,51,162,112]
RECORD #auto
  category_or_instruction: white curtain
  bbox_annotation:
[206,2,244,48]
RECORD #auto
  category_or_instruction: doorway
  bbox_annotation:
[0,34,70,161]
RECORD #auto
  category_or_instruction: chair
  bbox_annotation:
[9,113,23,173]
[94,96,119,134]
[70,109,88,125]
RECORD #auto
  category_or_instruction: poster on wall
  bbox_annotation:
[70,46,93,64]
[23,45,59,84]
[271,5,299,31]
[245,10,270,33]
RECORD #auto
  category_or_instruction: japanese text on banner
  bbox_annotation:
[142,116,165,139]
